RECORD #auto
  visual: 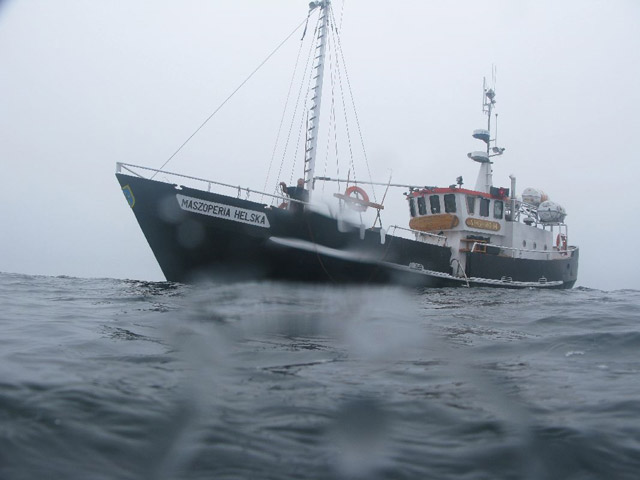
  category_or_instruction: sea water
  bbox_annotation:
[1,272,639,479]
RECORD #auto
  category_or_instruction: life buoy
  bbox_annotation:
[556,233,567,252]
[344,186,370,212]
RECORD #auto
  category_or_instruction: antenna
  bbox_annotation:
[482,77,486,112]
[469,68,505,193]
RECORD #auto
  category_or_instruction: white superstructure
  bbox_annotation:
[405,77,573,278]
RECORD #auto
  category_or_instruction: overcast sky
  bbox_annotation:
[1,0,638,290]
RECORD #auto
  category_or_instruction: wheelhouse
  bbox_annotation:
[407,187,509,236]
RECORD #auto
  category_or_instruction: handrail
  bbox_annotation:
[389,225,447,246]
[470,241,576,257]
[118,163,145,178]
[314,175,426,190]
[115,162,306,205]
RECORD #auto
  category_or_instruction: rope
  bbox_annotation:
[338,0,346,31]
[261,19,309,201]
[372,175,392,227]
[289,96,310,185]
[288,19,321,187]
[330,8,377,203]
[272,15,319,195]
[322,22,338,192]
[152,15,309,179]
[305,219,337,283]
[328,29,342,193]
[329,21,357,190]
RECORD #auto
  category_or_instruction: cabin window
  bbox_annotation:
[480,198,490,217]
[429,195,441,214]
[417,196,427,215]
[409,198,416,217]
[466,196,475,215]
[494,200,504,219]
[444,194,456,213]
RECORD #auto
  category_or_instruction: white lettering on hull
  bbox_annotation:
[176,194,270,228]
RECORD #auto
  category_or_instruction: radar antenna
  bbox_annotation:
[468,70,506,193]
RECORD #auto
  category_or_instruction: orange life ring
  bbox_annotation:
[344,186,370,212]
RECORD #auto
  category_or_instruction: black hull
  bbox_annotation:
[116,174,579,289]
[466,250,579,289]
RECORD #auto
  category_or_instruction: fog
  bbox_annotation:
[1,0,638,290]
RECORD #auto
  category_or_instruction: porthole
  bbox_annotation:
[522,240,527,248]
[533,242,537,249]
[544,245,548,251]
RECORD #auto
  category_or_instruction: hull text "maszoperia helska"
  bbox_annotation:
[176,194,270,228]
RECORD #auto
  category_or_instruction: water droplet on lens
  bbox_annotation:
[328,398,392,478]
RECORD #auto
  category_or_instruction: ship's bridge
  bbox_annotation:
[407,187,510,236]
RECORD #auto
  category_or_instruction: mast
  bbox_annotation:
[303,0,331,197]
[468,76,505,193]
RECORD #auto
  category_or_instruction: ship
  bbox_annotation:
[116,0,578,288]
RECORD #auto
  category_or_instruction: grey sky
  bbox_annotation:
[1,0,638,290]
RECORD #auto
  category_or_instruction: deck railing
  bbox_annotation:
[388,225,448,246]
[470,241,576,260]
[117,163,462,247]
[116,162,304,205]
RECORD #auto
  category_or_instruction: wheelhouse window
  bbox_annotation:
[494,200,504,219]
[417,196,427,215]
[409,197,416,217]
[466,196,475,215]
[429,195,441,214]
[480,198,490,217]
[444,194,456,213]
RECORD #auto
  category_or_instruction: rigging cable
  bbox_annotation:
[329,16,358,191]
[322,16,339,192]
[329,8,377,203]
[152,15,310,179]
[287,13,324,187]
[338,0,346,31]
[329,30,342,193]
[261,13,311,201]
[272,14,320,195]
[289,59,317,187]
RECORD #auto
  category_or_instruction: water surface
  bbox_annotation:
[1,273,639,479]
